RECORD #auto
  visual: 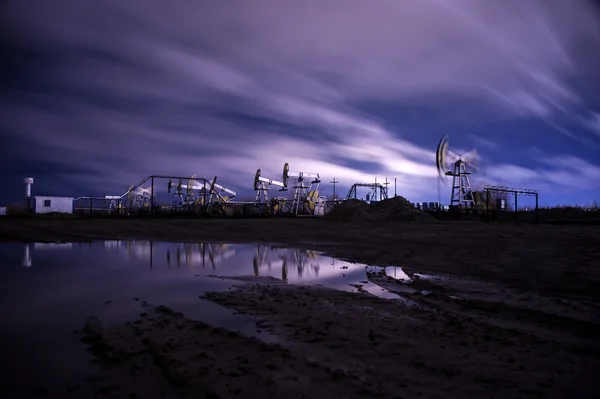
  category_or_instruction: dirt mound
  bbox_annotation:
[324,199,371,222]
[326,196,436,223]
[370,196,437,222]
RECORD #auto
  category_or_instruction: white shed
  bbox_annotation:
[0,207,7,216]
[34,196,74,214]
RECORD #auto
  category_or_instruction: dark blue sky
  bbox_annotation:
[1,0,600,206]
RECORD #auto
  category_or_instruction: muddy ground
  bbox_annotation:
[2,217,600,397]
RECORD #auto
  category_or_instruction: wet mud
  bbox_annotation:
[70,282,599,398]
[2,218,599,397]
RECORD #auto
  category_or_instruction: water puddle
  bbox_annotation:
[75,241,412,300]
[0,240,415,395]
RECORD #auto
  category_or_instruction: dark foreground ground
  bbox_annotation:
[1,217,600,398]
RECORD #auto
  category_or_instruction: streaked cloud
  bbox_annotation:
[1,0,599,204]
[583,112,600,138]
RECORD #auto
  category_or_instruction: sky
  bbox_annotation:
[2,0,600,207]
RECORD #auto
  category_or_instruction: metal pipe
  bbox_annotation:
[258,176,285,188]
[535,193,539,225]
[514,192,518,224]
[120,175,152,200]
[486,189,490,223]
[211,182,236,197]
[151,177,155,215]
[484,186,537,195]
[74,196,111,201]
[121,175,211,201]
[287,171,320,179]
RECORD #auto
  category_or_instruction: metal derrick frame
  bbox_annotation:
[436,135,479,208]
[346,183,388,201]
[484,185,539,225]
[446,161,476,208]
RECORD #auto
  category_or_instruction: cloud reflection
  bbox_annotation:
[14,240,422,300]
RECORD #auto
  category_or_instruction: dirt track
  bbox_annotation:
[2,217,600,398]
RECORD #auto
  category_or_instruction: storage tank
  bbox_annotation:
[24,177,34,213]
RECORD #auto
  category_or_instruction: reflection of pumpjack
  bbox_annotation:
[252,245,320,280]
[103,240,151,259]
[124,240,153,260]
[286,247,320,278]
[253,245,288,281]
[166,243,236,270]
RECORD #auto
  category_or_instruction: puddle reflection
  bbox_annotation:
[3,240,416,395]
[16,240,411,298]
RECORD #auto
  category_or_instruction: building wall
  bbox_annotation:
[0,207,6,216]
[34,196,74,214]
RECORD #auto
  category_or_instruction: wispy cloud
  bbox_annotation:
[468,135,498,150]
[2,0,600,203]
[583,112,600,138]
[484,152,600,197]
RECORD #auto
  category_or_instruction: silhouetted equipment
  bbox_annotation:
[436,135,479,208]
[346,183,388,202]
[254,163,325,216]
[330,177,339,201]
[253,168,287,215]
[284,162,323,216]
[484,185,539,225]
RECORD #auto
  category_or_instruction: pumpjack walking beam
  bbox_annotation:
[254,169,287,214]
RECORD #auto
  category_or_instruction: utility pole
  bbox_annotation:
[394,177,397,197]
[374,177,378,200]
[384,177,390,199]
[330,177,339,202]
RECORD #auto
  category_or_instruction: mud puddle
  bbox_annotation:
[2,240,425,396]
